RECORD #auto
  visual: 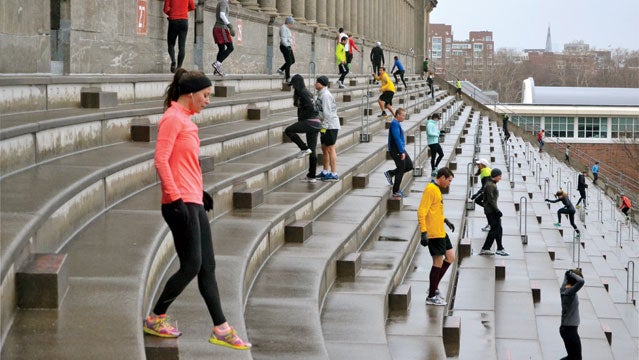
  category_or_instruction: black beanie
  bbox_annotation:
[316,76,329,87]
[491,168,502,177]
[178,75,212,95]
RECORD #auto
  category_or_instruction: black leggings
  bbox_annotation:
[482,212,504,251]
[167,19,189,67]
[428,143,444,170]
[576,189,586,207]
[153,202,226,325]
[216,42,234,63]
[389,151,414,194]
[279,44,295,80]
[559,325,582,359]
[285,120,320,178]
[393,70,407,88]
[338,63,349,83]
[558,208,579,232]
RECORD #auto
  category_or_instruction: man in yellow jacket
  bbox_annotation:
[417,167,456,306]
[336,36,348,88]
[372,66,395,118]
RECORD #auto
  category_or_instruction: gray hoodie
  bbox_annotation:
[279,24,292,47]
[316,87,340,130]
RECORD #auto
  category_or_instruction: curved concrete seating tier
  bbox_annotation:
[3,74,450,358]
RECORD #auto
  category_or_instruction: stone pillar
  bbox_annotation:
[415,0,426,75]
[335,0,343,30]
[292,0,306,23]
[239,0,260,10]
[350,0,358,36]
[305,0,317,27]
[276,0,292,16]
[259,0,279,15]
[326,0,335,28]
[315,0,327,28]
[343,0,350,31]
[357,0,364,39]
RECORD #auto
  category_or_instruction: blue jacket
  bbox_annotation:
[426,119,440,145]
[391,59,404,72]
[388,119,405,154]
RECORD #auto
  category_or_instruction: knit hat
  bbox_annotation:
[316,76,329,87]
[476,159,490,167]
[491,168,502,177]
[285,16,295,24]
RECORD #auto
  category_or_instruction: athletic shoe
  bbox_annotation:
[377,111,387,118]
[296,148,312,158]
[301,176,317,183]
[495,249,510,256]
[338,82,345,89]
[431,169,438,177]
[482,224,491,232]
[425,296,447,306]
[392,191,407,198]
[479,249,494,255]
[553,222,561,227]
[575,205,581,209]
[212,62,225,76]
[383,171,394,186]
[317,171,328,179]
[209,326,251,350]
[170,62,176,73]
[322,173,339,182]
[277,68,284,75]
[143,314,182,338]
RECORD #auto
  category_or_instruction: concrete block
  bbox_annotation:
[285,220,313,243]
[281,82,292,91]
[410,95,416,100]
[131,124,158,142]
[490,156,495,163]
[398,98,405,104]
[199,155,215,173]
[339,116,345,126]
[458,238,471,262]
[449,161,457,171]
[343,94,352,102]
[490,146,494,152]
[602,278,609,292]
[455,147,462,155]
[247,106,269,120]
[144,334,179,360]
[214,85,236,97]
[387,196,402,211]
[420,124,426,131]
[364,108,372,116]
[17,254,68,309]
[514,203,520,212]
[531,281,541,302]
[80,87,117,108]
[352,173,369,189]
[406,135,415,144]
[548,248,555,261]
[602,323,612,345]
[336,252,361,280]
[443,316,461,357]
[495,260,505,280]
[233,188,264,209]
[389,284,411,311]
[349,79,358,86]
[536,215,542,224]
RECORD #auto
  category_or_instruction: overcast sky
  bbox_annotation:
[430,0,639,51]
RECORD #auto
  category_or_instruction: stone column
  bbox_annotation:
[350,0,358,36]
[259,0,279,15]
[335,0,343,30]
[276,0,292,16]
[415,0,426,75]
[292,0,306,23]
[239,0,260,10]
[305,0,317,27]
[326,0,335,28]
[357,0,364,39]
[315,0,327,28]
[343,0,350,31]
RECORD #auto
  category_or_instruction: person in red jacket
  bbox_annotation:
[619,194,632,217]
[345,33,360,70]
[144,68,251,351]
[163,0,196,73]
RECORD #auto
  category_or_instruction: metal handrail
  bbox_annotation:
[519,196,528,244]
[627,260,636,304]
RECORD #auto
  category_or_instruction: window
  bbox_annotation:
[546,116,574,138]
[432,51,442,59]
[446,37,452,43]
[611,117,639,139]
[512,116,541,131]
[485,36,492,41]
[446,44,451,51]
[474,43,484,51]
[452,50,464,56]
[432,37,442,44]
[578,117,607,138]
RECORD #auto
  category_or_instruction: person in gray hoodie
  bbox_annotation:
[426,113,444,176]
[277,16,295,84]
[560,268,584,360]
[314,76,341,182]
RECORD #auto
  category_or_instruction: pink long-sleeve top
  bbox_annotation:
[155,101,203,205]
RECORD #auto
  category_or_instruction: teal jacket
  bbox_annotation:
[426,119,440,145]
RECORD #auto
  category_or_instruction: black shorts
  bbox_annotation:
[320,129,338,146]
[428,234,453,256]
[379,91,394,105]
[456,88,462,94]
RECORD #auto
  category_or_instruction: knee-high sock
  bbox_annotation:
[438,261,451,282]
[428,266,441,298]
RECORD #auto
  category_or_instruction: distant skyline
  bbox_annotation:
[430,0,639,51]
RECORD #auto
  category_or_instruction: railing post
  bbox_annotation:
[359,94,370,142]
[627,260,636,305]
[519,196,528,244]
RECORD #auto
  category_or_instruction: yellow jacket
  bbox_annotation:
[373,72,395,93]
[336,43,346,65]
[417,182,446,237]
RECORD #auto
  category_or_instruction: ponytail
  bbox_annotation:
[164,68,189,110]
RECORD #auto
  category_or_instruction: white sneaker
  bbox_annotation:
[495,249,510,256]
[479,249,494,255]
[296,149,312,158]
[425,296,447,306]
[277,69,284,75]
[482,224,491,232]
[300,176,317,183]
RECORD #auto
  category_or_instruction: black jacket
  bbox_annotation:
[370,46,384,64]
[577,174,588,191]
[290,75,319,121]
[483,178,500,214]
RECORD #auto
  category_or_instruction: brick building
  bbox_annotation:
[427,24,494,78]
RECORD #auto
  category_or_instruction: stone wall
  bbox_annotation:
[0,0,51,73]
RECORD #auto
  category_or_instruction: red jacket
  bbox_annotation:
[164,0,195,20]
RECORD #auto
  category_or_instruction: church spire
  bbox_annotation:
[545,25,552,53]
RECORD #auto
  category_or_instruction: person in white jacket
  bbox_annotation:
[314,76,341,181]
[426,113,443,176]
[277,16,295,83]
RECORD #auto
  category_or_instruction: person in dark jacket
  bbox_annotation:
[546,190,580,236]
[426,73,434,99]
[479,168,509,256]
[370,42,385,78]
[560,268,584,360]
[284,74,321,183]
[502,114,510,141]
[575,170,588,208]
